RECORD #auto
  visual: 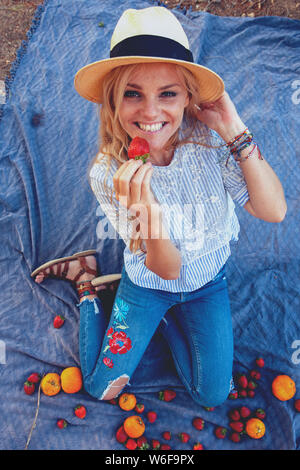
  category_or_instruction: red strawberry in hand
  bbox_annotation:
[74,404,86,419]
[128,137,150,163]
[159,389,176,402]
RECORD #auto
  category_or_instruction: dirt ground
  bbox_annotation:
[0,0,299,82]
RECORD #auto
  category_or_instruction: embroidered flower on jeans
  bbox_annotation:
[113,297,130,329]
[103,357,114,368]
[108,330,132,355]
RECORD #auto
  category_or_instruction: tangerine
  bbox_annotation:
[272,374,296,401]
[119,393,137,411]
[245,418,266,439]
[123,415,145,438]
[41,373,61,396]
[60,366,83,394]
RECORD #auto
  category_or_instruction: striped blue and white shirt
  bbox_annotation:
[90,122,249,292]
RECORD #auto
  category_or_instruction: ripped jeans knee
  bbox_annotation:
[84,373,130,401]
[100,374,130,400]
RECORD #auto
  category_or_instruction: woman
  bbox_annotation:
[31,6,286,406]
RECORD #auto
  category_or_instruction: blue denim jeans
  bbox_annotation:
[79,264,233,407]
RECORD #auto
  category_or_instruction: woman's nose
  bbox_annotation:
[142,97,160,119]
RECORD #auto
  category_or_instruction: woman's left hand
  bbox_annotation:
[195,91,246,142]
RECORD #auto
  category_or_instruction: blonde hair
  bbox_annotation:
[93,63,216,253]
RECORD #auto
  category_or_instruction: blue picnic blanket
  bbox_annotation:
[0,0,300,451]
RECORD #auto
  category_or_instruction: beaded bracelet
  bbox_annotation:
[229,134,253,154]
[235,143,263,163]
[76,280,96,299]
[226,128,263,164]
[226,128,252,147]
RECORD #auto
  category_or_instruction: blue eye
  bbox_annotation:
[124,90,140,98]
[161,91,177,97]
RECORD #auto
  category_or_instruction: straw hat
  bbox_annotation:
[74,6,224,104]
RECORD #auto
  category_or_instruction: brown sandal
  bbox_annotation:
[31,250,98,283]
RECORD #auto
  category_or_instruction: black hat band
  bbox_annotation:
[110,35,194,63]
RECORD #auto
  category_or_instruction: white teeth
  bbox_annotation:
[139,122,164,132]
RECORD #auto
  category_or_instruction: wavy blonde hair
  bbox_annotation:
[93,63,216,253]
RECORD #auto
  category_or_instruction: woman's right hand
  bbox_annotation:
[113,160,162,240]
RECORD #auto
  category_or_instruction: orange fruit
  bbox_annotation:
[245,418,266,439]
[123,415,145,438]
[41,373,61,396]
[119,393,137,411]
[272,374,296,401]
[60,366,83,394]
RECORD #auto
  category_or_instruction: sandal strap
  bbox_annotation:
[61,261,69,279]
[72,257,98,283]
[56,262,61,278]
[34,255,97,283]
[80,256,98,275]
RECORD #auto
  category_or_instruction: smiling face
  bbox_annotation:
[118,63,190,165]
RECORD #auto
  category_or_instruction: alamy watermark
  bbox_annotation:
[291,80,300,105]
[0,340,6,364]
[96,199,205,244]
[291,340,300,365]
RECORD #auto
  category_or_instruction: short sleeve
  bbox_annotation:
[210,131,249,207]
[191,122,249,207]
